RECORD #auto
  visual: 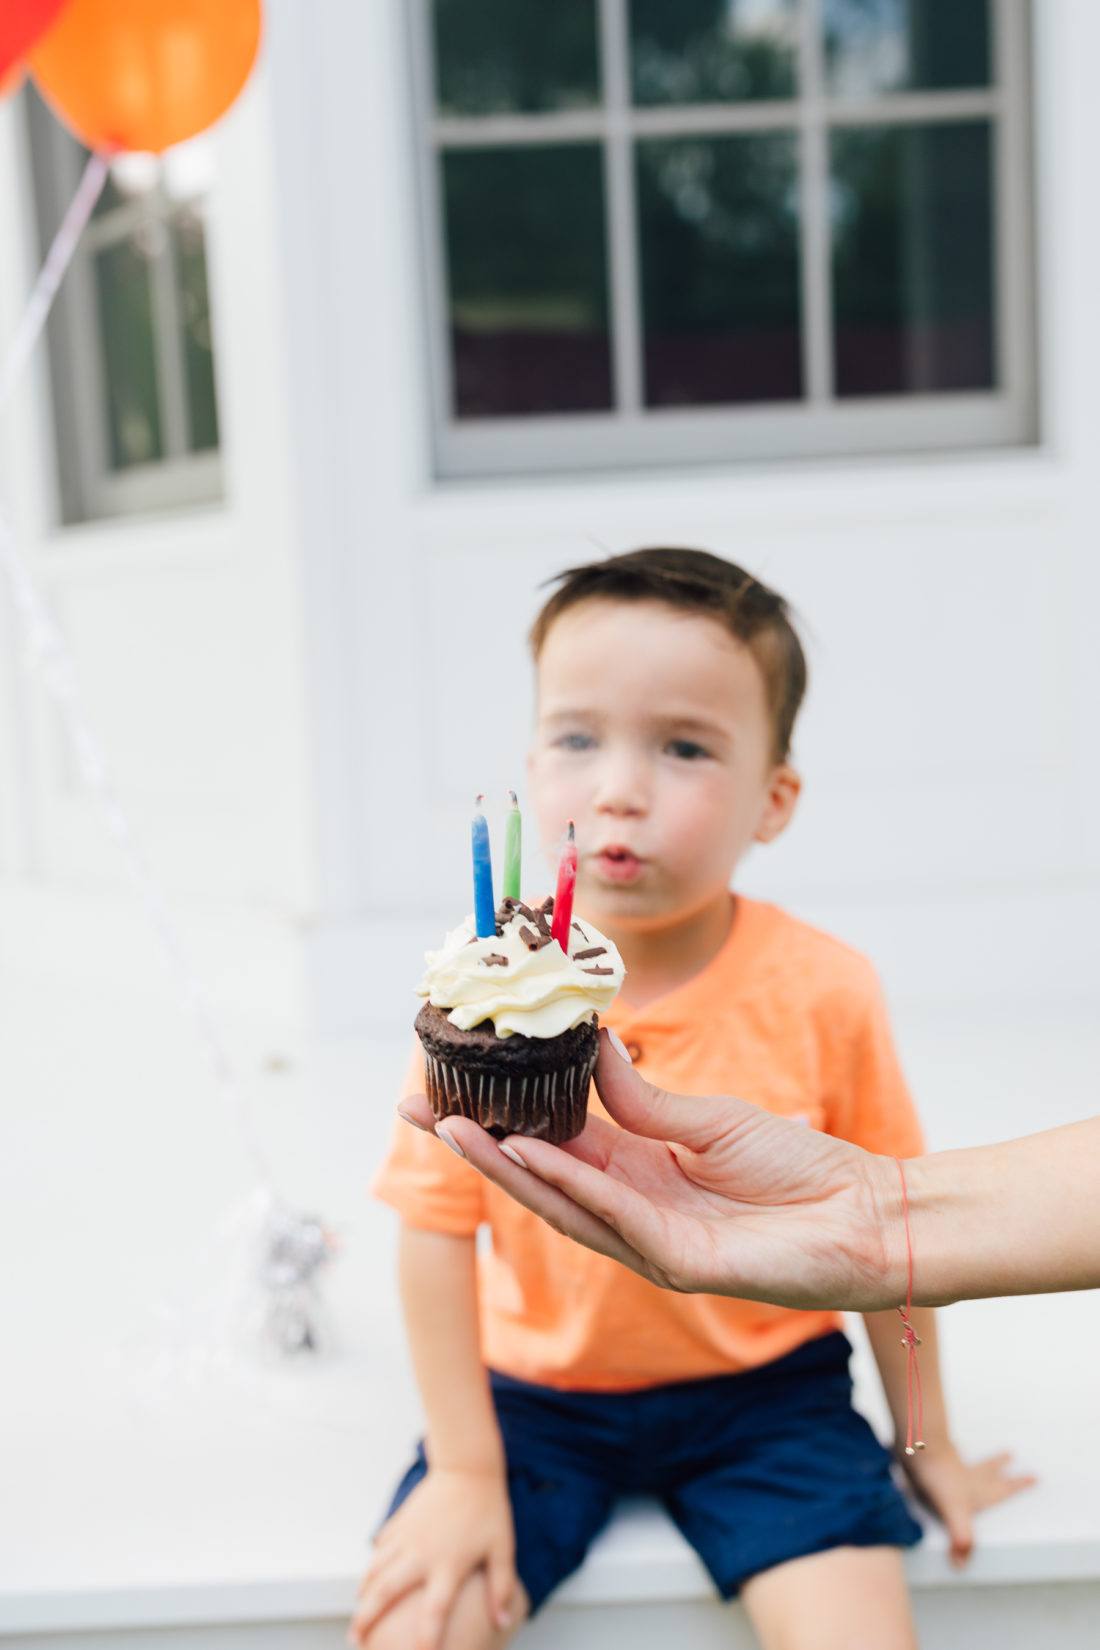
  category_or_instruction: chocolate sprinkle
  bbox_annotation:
[519,924,552,951]
[582,965,614,975]
[538,894,555,915]
[535,910,552,939]
[573,945,607,960]
[483,953,509,967]
[572,922,588,941]
[516,903,538,922]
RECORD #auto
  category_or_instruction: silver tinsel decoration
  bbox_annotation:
[145,1191,341,1386]
[256,1201,338,1357]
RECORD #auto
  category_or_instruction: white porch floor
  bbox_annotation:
[2,911,1098,1647]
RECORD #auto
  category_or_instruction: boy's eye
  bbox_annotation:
[556,732,596,752]
[666,739,710,761]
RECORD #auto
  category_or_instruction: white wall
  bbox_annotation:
[1,2,1098,1043]
[262,0,1100,1032]
[0,68,318,1033]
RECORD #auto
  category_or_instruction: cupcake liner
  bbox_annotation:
[421,1046,596,1145]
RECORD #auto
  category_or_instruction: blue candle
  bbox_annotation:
[472,795,496,938]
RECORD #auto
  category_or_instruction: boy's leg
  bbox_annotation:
[740,1546,918,1650]
[357,1571,531,1650]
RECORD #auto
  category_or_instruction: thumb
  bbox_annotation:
[595,1029,753,1152]
[484,1543,515,1631]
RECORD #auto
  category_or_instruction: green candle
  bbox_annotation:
[503,790,522,901]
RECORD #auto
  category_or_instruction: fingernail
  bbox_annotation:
[499,1143,526,1168]
[398,1106,430,1132]
[436,1125,465,1159]
[606,1027,633,1064]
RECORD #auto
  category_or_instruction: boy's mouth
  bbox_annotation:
[590,845,645,883]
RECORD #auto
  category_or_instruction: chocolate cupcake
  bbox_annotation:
[414,896,625,1144]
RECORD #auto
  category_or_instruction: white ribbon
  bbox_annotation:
[0,151,110,412]
[0,149,274,1192]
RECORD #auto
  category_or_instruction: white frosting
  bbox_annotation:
[417,906,625,1038]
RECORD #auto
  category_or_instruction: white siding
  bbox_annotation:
[0,72,317,1030]
[266,0,1100,1029]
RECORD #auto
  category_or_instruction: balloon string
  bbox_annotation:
[0,152,275,1194]
[0,506,276,1190]
[0,150,109,415]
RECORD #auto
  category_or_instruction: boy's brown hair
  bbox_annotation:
[529,548,807,764]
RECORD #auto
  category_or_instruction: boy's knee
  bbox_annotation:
[355,1577,525,1650]
[354,1594,425,1650]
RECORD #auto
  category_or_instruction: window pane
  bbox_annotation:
[441,145,612,417]
[95,234,163,469]
[636,134,802,407]
[831,121,995,397]
[824,0,991,97]
[173,209,220,453]
[432,0,600,115]
[630,0,799,105]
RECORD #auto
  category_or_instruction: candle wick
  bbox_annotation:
[508,790,518,807]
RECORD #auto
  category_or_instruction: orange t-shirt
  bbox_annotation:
[372,897,924,1391]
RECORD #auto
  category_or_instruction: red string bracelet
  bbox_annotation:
[894,1157,925,1455]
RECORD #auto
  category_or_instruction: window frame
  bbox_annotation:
[409,0,1036,480]
[25,92,223,525]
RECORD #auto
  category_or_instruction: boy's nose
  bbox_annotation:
[593,758,649,817]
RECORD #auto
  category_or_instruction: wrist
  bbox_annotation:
[862,1152,910,1309]
[426,1439,506,1478]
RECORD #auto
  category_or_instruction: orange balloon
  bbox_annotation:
[29,0,262,153]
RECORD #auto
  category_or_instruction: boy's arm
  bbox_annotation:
[399,1224,504,1474]
[862,1306,1034,1566]
[862,1305,948,1457]
[350,1225,516,1649]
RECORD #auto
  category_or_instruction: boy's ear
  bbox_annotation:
[754,764,801,845]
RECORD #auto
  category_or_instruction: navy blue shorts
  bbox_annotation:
[385,1331,921,1615]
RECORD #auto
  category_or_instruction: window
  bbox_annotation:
[25,89,223,524]
[412,0,1034,477]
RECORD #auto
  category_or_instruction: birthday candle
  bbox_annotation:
[550,820,577,952]
[472,796,496,938]
[502,791,522,902]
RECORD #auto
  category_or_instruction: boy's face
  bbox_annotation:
[528,599,801,933]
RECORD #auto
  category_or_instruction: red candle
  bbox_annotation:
[550,821,577,952]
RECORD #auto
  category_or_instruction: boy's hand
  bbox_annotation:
[349,1467,516,1649]
[900,1442,1036,1568]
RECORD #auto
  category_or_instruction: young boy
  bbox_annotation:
[354,549,1029,1650]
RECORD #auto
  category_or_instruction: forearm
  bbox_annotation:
[399,1223,504,1474]
[862,1305,949,1449]
[877,1118,1100,1306]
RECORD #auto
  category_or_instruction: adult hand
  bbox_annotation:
[400,1030,904,1312]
